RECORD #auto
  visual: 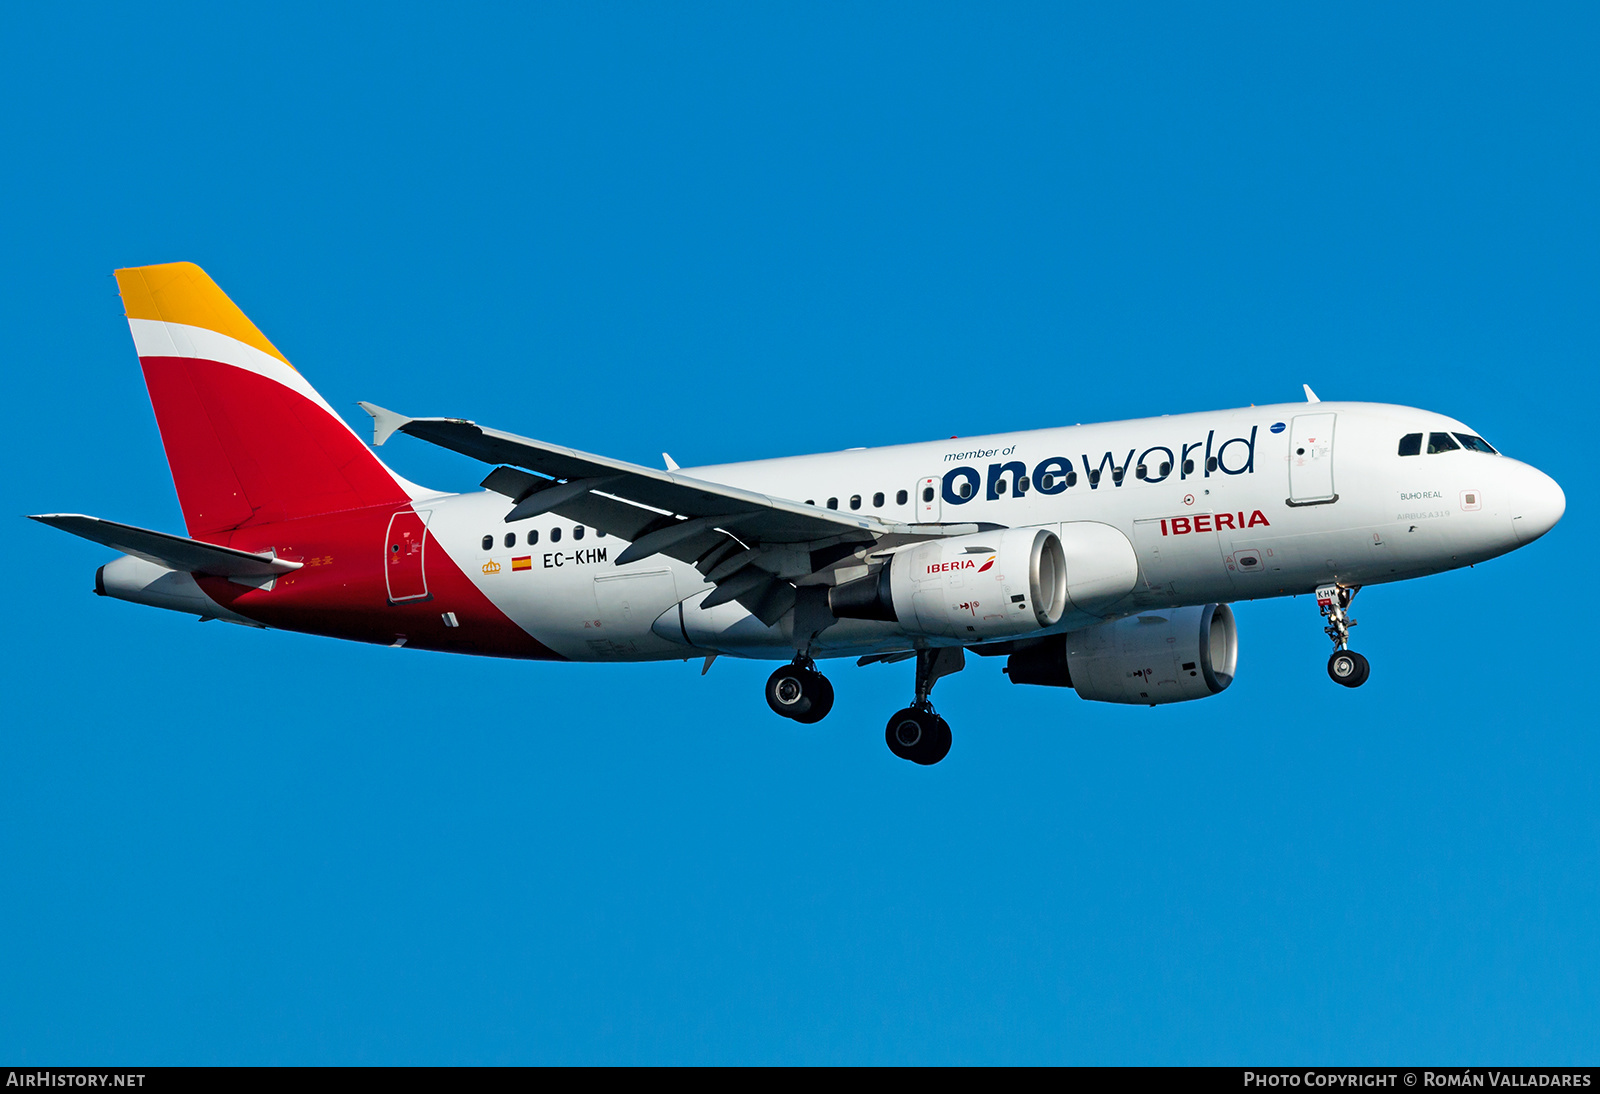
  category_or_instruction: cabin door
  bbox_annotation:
[385,508,432,604]
[1288,413,1338,505]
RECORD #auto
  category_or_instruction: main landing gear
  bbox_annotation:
[765,659,834,724]
[884,647,963,766]
[762,646,963,765]
[1317,584,1370,688]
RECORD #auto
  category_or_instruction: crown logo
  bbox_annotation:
[482,560,501,575]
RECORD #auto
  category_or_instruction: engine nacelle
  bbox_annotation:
[831,527,1066,641]
[1005,603,1238,705]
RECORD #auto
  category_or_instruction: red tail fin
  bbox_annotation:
[115,262,418,536]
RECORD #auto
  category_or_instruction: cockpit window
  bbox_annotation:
[1398,433,1422,456]
[1427,432,1461,454]
[1453,432,1498,454]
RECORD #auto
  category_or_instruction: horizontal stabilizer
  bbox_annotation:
[28,514,302,577]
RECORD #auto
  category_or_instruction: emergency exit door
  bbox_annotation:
[915,477,941,521]
[385,508,432,604]
[1288,413,1337,505]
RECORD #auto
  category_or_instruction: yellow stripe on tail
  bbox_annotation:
[114,262,293,369]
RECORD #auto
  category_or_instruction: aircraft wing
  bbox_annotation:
[360,403,982,627]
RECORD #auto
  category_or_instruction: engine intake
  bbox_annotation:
[831,527,1067,641]
[1004,603,1238,705]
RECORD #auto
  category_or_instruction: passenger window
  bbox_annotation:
[1040,473,1054,490]
[482,534,493,551]
[921,487,934,503]
[958,481,973,499]
[1398,433,1422,456]
[504,532,516,548]
[1066,471,1078,487]
[1427,432,1460,454]
[1135,464,1147,480]
[528,530,539,545]
[995,478,1007,495]
[873,492,885,507]
[573,526,585,540]
[1160,461,1172,477]
[551,526,562,543]
[1017,477,1029,494]
[1111,467,1124,484]
[1088,470,1100,486]
[827,497,838,509]
[1453,432,1498,454]
[1182,459,1195,475]
[850,495,862,510]
[596,530,606,538]
[1206,457,1218,473]
[896,490,908,505]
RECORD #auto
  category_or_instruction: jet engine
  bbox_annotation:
[830,527,1067,641]
[1004,603,1238,705]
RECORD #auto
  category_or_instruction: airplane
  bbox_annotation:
[31,262,1566,765]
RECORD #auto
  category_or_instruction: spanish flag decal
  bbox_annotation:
[512,556,532,571]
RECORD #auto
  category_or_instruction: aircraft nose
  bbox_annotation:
[1511,465,1565,545]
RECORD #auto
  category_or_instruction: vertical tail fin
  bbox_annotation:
[115,262,420,536]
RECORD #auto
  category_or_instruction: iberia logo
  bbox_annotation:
[1161,511,1270,536]
[482,560,501,575]
[928,555,997,575]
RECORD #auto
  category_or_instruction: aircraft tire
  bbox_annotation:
[792,674,834,724]
[766,664,819,720]
[885,707,950,765]
[1327,650,1371,688]
[924,717,953,765]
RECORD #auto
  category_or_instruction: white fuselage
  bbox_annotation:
[424,401,1561,662]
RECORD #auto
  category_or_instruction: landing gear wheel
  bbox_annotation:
[885,707,952,765]
[1327,650,1370,688]
[765,663,833,722]
[793,674,834,724]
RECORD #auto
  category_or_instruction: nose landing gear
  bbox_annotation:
[883,646,963,765]
[1317,584,1370,688]
[765,659,835,724]
[1328,648,1370,687]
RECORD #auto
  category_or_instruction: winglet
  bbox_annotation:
[1303,384,1321,403]
[663,452,680,471]
[357,402,412,447]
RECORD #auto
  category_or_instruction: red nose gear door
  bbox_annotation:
[385,508,433,604]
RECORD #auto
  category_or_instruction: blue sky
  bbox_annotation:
[2,3,1595,1063]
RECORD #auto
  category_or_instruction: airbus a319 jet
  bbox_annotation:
[34,263,1566,764]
